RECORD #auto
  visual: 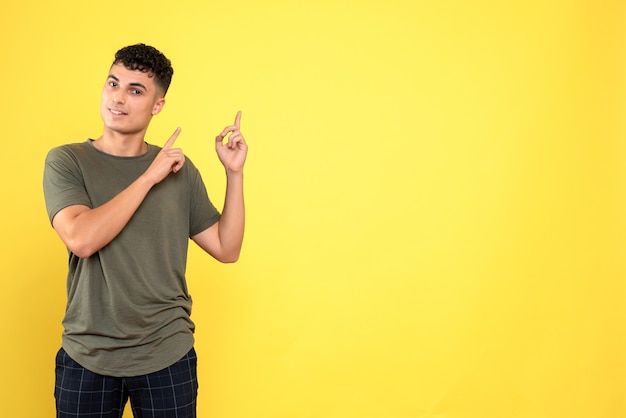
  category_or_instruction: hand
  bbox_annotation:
[145,127,185,185]
[216,111,248,174]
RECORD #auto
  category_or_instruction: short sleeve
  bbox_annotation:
[43,146,93,224]
[187,160,220,236]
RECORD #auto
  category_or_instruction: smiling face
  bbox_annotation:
[100,63,165,136]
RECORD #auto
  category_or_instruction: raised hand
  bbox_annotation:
[216,111,248,174]
[145,127,185,185]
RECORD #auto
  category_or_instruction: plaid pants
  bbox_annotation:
[54,347,198,418]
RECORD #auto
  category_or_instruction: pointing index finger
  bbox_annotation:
[234,111,242,129]
[163,127,181,150]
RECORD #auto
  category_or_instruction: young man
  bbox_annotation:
[43,43,247,417]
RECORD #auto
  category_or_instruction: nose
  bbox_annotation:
[112,91,126,105]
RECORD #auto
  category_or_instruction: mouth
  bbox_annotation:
[108,107,128,116]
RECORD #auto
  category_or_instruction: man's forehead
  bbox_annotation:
[108,63,155,85]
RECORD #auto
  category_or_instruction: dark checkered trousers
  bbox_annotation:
[54,348,198,418]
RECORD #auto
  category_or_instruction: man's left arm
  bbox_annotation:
[192,111,247,263]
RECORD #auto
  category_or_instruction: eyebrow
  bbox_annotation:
[107,74,148,91]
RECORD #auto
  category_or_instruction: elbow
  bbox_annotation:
[217,249,241,264]
[219,254,240,264]
[66,239,99,259]
[73,249,98,259]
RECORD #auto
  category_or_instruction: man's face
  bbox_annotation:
[100,63,165,135]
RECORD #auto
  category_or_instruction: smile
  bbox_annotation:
[108,108,127,116]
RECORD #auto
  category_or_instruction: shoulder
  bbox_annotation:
[46,140,93,163]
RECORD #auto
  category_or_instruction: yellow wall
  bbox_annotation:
[2,1,625,417]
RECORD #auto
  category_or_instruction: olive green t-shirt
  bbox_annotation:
[43,139,220,377]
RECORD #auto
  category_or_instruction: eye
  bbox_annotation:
[130,89,142,95]
[108,81,118,88]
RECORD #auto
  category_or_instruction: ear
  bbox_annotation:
[152,98,166,115]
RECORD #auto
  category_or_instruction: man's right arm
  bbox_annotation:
[52,174,155,258]
[52,129,184,258]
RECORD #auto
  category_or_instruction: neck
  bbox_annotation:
[93,127,148,156]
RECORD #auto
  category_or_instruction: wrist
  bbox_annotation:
[139,171,159,188]
[225,168,244,179]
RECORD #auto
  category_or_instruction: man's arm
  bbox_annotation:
[192,111,247,263]
[52,129,185,258]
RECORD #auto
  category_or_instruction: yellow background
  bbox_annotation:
[1,1,625,417]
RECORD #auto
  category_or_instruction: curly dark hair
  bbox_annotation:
[112,44,174,95]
